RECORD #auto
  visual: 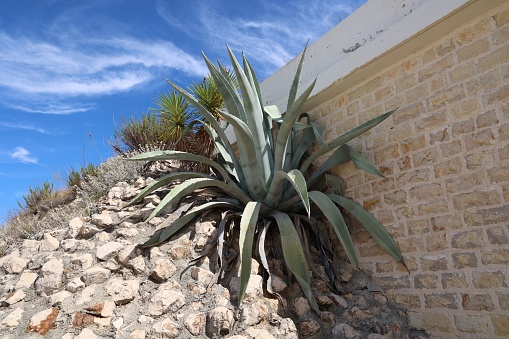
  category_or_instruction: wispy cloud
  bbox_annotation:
[0,30,207,114]
[0,122,50,134]
[9,147,38,164]
[156,0,363,77]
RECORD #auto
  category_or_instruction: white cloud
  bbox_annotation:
[9,147,38,164]
[0,30,208,113]
[0,122,49,134]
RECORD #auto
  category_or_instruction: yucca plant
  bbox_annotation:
[127,45,405,312]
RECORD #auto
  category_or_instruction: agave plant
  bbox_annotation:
[127,45,404,312]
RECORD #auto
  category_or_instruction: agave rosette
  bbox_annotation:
[126,45,404,311]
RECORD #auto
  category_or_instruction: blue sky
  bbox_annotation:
[0,0,366,223]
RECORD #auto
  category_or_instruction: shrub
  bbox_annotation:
[67,163,99,188]
[110,113,171,156]
[78,155,144,200]
[127,46,404,312]
[18,181,57,211]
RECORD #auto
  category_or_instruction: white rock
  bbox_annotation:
[117,244,137,264]
[117,228,139,238]
[240,302,269,326]
[150,258,177,282]
[61,239,95,252]
[206,306,234,337]
[26,307,58,335]
[85,301,116,317]
[151,318,180,338]
[133,177,146,188]
[82,266,111,285]
[278,317,298,337]
[230,275,263,301]
[94,316,111,327]
[61,239,77,252]
[332,323,361,339]
[129,256,146,275]
[0,307,24,327]
[245,327,276,339]
[143,194,160,205]
[292,297,311,317]
[91,213,113,227]
[0,289,25,306]
[21,240,40,256]
[1,253,28,274]
[40,233,60,252]
[270,275,288,293]
[15,271,38,289]
[108,186,123,199]
[50,290,72,306]
[79,224,101,239]
[66,277,85,292]
[77,285,96,305]
[121,187,138,200]
[330,294,348,308]
[106,278,140,305]
[130,329,146,339]
[191,267,214,284]
[68,217,84,238]
[150,247,164,258]
[94,232,111,242]
[37,258,64,295]
[112,317,124,329]
[184,312,206,335]
[96,241,124,261]
[138,315,154,324]
[148,282,186,316]
[167,244,192,260]
[62,333,74,339]
[75,328,98,339]
[69,253,94,271]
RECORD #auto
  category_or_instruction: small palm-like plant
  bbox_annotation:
[127,46,404,311]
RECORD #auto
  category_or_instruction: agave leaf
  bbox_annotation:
[264,105,282,120]
[129,150,239,188]
[125,172,213,208]
[146,178,250,221]
[203,54,246,122]
[197,120,243,184]
[274,79,316,172]
[347,145,384,178]
[258,220,277,295]
[142,201,239,247]
[217,109,266,200]
[216,63,247,122]
[290,117,316,170]
[308,191,359,268]
[307,145,350,188]
[328,194,404,263]
[287,42,308,112]
[227,46,272,189]
[301,109,397,173]
[311,122,327,147]
[272,211,319,314]
[244,55,275,153]
[238,201,261,304]
[264,169,310,216]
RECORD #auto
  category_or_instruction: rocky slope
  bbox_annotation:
[0,171,415,338]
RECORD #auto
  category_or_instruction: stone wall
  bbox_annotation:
[309,2,509,338]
